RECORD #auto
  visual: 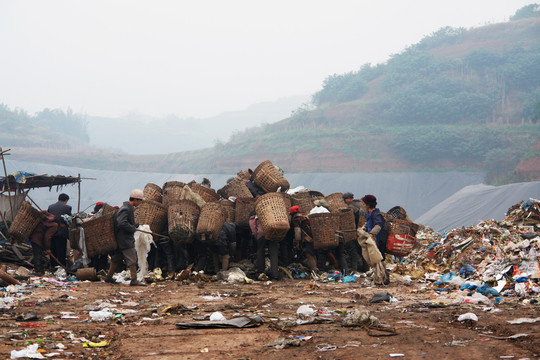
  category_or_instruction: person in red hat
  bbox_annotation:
[290,206,317,274]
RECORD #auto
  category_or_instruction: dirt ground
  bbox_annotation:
[1,269,538,360]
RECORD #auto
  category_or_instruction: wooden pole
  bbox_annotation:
[77,173,81,214]
[0,147,14,221]
[136,229,171,240]
[24,193,43,211]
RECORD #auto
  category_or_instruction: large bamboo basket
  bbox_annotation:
[196,202,226,242]
[220,178,252,199]
[8,201,44,243]
[250,160,290,192]
[168,200,200,244]
[219,199,236,223]
[134,200,168,238]
[254,193,290,241]
[190,183,220,203]
[144,183,163,203]
[234,197,255,228]
[386,218,420,257]
[337,208,357,244]
[162,182,186,206]
[291,191,314,214]
[309,212,340,250]
[325,193,347,212]
[82,210,117,258]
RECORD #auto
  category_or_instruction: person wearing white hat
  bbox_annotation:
[104,189,147,286]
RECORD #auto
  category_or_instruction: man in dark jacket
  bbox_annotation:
[47,193,72,267]
[104,189,146,286]
[342,192,369,273]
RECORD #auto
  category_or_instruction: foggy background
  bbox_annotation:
[0,0,533,154]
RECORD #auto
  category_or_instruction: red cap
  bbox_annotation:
[290,205,301,214]
[96,202,104,206]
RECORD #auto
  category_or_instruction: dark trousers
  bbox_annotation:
[50,235,67,267]
[256,237,279,279]
[31,243,46,274]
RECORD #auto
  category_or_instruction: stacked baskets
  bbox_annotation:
[162,181,186,206]
[8,201,44,243]
[309,212,340,250]
[144,183,163,203]
[219,199,236,223]
[168,200,200,244]
[325,193,347,212]
[386,218,419,257]
[134,200,168,238]
[254,193,290,241]
[234,197,256,228]
[336,208,357,244]
[196,202,226,242]
[291,191,314,214]
[220,178,252,199]
[251,160,290,192]
[82,205,118,257]
[190,183,220,203]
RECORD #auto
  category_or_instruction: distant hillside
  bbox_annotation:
[86,95,309,154]
[3,5,540,185]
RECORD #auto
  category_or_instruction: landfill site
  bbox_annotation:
[0,159,539,360]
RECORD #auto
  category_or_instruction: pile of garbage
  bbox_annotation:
[393,198,540,301]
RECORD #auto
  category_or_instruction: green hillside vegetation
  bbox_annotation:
[2,4,540,184]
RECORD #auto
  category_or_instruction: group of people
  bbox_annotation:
[29,188,391,285]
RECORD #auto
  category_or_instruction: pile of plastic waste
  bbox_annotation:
[393,198,540,301]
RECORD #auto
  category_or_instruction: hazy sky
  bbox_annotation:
[0,0,534,119]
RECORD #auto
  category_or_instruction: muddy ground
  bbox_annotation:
[1,270,538,360]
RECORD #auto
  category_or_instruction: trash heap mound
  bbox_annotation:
[394,198,540,301]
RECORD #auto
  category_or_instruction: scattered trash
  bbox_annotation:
[457,313,478,322]
[506,317,540,324]
[82,340,109,348]
[370,292,392,303]
[176,316,264,329]
[209,312,226,321]
[264,337,301,349]
[10,343,44,359]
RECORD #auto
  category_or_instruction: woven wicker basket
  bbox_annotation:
[8,201,44,243]
[325,193,347,212]
[250,160,290,192]
[162,182,186,206]
[386,218,419,257]
[82,211,117,257]
[196,202,226,242]
[190,183,220,203]
[387,206,409,221]
[291,191,314,214]
[134,200,168,238]
[254,193,290,241]
[236,169,253,181]
[219,199,236,223]
[220,178,253,199]
[309,212,340,250]
[234,197,255,228]
[336,208,357,244]
[168,200,200,244]
[144,183,163,203]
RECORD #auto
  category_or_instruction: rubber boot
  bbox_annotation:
[129,265,146,286]
[221,254,230,271]
[104,262,118,284]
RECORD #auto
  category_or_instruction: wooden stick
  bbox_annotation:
[77,173,81,214]
[136,229,171,240]
[48,252,66,270]
[24,193,43,211]
[0,147,14,220]
[0,269,20,285]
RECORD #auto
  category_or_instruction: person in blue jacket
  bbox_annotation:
[361,194,388,259]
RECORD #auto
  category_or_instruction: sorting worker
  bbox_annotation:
[104,189,147,286]
[290,206,317,274]
[361,194,388,260]
[47,193,72,267]
[249,210,279,280]
[29,210,58,275]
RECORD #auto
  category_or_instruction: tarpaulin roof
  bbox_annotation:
[0,171,80,192]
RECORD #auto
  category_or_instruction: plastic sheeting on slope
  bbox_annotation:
[6,160,484,221]
[416,181,540,232]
